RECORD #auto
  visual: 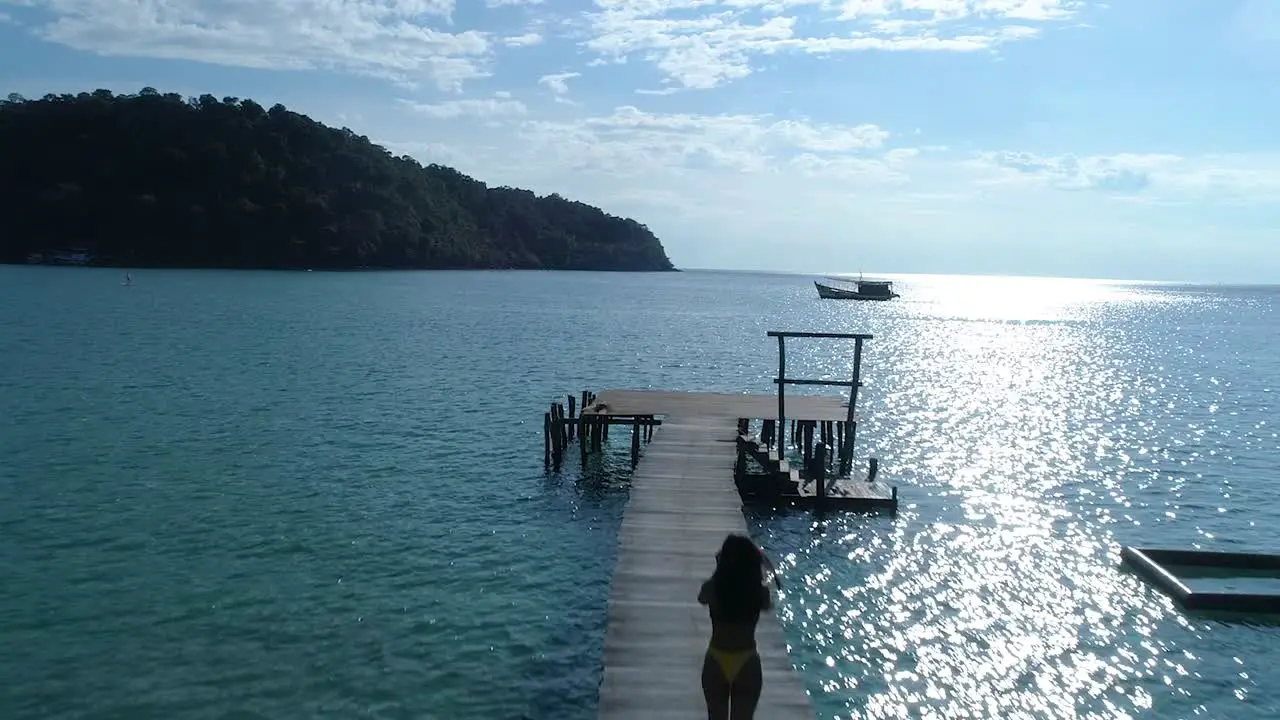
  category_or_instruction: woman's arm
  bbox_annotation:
[760,584,773,611]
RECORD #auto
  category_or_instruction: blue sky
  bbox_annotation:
[2,0,1278,282]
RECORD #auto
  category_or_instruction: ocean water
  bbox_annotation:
[1,266,1277,719]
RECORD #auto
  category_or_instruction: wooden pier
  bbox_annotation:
[539,331,897,718]
[597,411,813,719]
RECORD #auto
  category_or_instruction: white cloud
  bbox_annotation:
[503,32,543,47]
[7,0,492,91]
[770,119,889,152]
[836,0,1080,22]
[400,97,528,119]
[351,77,1280,280]
[583,0,1088,89]
[507,105,891,180]
[975,150,1280,202]
[537,72,581,95]
[381,103,1280,229]
[3,0,1093,94]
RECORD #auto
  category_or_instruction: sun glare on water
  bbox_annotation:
[763,272,1269,719]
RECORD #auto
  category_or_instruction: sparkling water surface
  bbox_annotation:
[1,267,1277,719]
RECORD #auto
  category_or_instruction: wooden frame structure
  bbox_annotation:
[767,330,872,476]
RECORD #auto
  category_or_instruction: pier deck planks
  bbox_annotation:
[598,414,814,720]
[582,389,852,423]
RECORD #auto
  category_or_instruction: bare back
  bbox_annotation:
[698,580,772,651]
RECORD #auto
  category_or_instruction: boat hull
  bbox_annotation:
[814,281,898,301]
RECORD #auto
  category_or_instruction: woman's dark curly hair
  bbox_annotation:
[711,533,779,622]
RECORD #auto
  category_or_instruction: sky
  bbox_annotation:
[2,0,1279,282]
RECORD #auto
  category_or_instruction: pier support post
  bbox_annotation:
[580,415,590,465]
[814,441,827,512]
[631,417,641,467]
[557,402,568,455]
[568,395,577,440]
[551,403,564,469]
[840,338,864,475]
[776,334,786,450]
[836,422,845,468]
[841,422,857,477]
[544,412,551,467]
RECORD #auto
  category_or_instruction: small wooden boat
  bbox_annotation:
[814,277,899,301]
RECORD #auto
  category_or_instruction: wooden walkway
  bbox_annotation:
[598,414,814,719]
[584,389,852,423]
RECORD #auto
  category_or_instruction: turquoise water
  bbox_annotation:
[1,267,1278,719]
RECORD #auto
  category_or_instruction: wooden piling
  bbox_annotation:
[568,395,577,440]
[545,409,555,466]
[836,421,845,467]
[776,333,787,449]
[551,403,564,469]
[631,417,641,467]
[840,338,865,474]
[556,402,567,451]
[841,422,858,477]
[814,441,827,512]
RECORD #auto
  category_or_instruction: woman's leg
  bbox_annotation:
[728,653,762,720]
[701,652,730,720]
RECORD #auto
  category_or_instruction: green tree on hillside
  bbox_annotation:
[0,89,676,271]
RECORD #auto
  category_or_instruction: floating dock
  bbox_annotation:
[1122,547,1280,614]
[539,332,898,718]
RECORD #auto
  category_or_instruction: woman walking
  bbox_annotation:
[697,533,780,720]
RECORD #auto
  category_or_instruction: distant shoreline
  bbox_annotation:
[5,262,682,273]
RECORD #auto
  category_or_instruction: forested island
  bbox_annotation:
[0,89,676,271]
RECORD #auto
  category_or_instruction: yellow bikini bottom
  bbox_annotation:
[707,646,758,684]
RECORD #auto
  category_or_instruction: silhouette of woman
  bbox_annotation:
[697,533,780,720]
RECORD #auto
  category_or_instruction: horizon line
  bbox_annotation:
[677,267,1278,287]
